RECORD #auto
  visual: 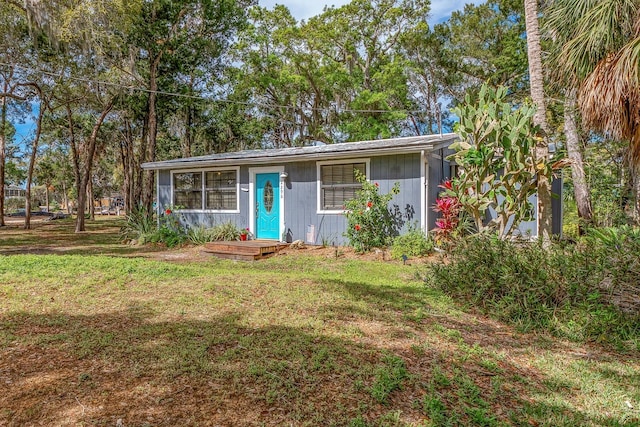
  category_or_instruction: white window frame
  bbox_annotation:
[170,166,240,214]
[316,158,370,214]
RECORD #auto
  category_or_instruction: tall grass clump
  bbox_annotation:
[424,233,640,349]
[119,206,156,242]
[186,222,242,243]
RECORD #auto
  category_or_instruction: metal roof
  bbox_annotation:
[141,133,458,170]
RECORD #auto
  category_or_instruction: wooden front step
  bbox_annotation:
[203,240,286,260]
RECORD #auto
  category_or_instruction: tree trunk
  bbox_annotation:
[524,0,553,242]
[75,98,114,233]
[88,179,94,220]
[45,186,49,212]
[141,55,161,213]
[564,89,592,229]
[0,90,6,226]
[63,181,70,214]
[24,93,44,230]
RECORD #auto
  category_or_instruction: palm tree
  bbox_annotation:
[546,0,640,219]
[524,0,553,240]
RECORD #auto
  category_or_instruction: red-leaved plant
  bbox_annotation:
[433,180,461,243]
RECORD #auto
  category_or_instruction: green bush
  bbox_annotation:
[120,206,156,242]
[390,227,434,260]
[187,225,214,244]
[424,234,640,349]
[149,208,187,248]
[343,172,401,252]
[208,221,242,241]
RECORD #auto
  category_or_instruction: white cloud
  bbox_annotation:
[258,0,487,24]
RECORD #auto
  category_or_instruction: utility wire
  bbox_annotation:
[0,61,428,115]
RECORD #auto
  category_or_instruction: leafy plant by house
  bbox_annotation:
[432,180,462,245]
[208,221,242,241]
[448,84,563,238]
[119,206,156,243]
[343,172,401,252]
[148,208,187,248]
[390,226,434,260]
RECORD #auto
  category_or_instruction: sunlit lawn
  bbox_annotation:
[0,218,638,426]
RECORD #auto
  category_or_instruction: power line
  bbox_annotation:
[0,61,427,115]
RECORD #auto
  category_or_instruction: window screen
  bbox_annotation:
[205,170,237,210]
[320,162,366,210]
[173,172,203,209]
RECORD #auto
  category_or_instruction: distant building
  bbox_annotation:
[4,186,25,198]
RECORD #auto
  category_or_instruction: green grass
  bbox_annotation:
[0,218,638,426]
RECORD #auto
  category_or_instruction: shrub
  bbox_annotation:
[187,225,215,245]
[208,221,242,241]
[390,227,434,260]
[120,206,156,242]
[424,234,640,349]
[343,172,400,252]
[147,208,187,248]
[432,180,462,246]
[449,84,563,238]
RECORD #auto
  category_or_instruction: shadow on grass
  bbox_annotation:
[0,218,166,257]
[1,306,637,426]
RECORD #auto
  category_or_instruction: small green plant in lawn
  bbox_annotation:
[390,225,434,260]
[343,172,401,252]
[370,354,408,404]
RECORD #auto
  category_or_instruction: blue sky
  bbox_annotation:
[258,0,485,24]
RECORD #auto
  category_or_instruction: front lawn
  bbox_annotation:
[0,219,638,426]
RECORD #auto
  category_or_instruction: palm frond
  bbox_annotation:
[562,0,639,80]
[579,34,640,164]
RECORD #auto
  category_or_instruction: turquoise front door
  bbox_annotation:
[255,173,280,239]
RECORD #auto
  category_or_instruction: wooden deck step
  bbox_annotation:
[203,240,287,260]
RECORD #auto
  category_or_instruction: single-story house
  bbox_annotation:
[141,133,561,244]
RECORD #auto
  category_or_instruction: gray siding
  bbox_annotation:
[155,150,560,244]
[157,153,426,245]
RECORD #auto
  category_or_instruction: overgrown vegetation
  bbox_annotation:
[447,84,563,238]
[424,232,640,350]
[121,209,242,247]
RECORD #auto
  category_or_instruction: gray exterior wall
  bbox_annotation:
[156,149,560,244]
[157,153,425,245]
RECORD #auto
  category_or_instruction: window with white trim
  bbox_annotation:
[173,172,202,209]
[319,162,366,211]
[205,170,237,210]
[172,169,238,211]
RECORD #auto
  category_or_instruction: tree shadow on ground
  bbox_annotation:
[1,303,637,426]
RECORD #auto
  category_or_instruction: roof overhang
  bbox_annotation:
[141,133,458,171]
